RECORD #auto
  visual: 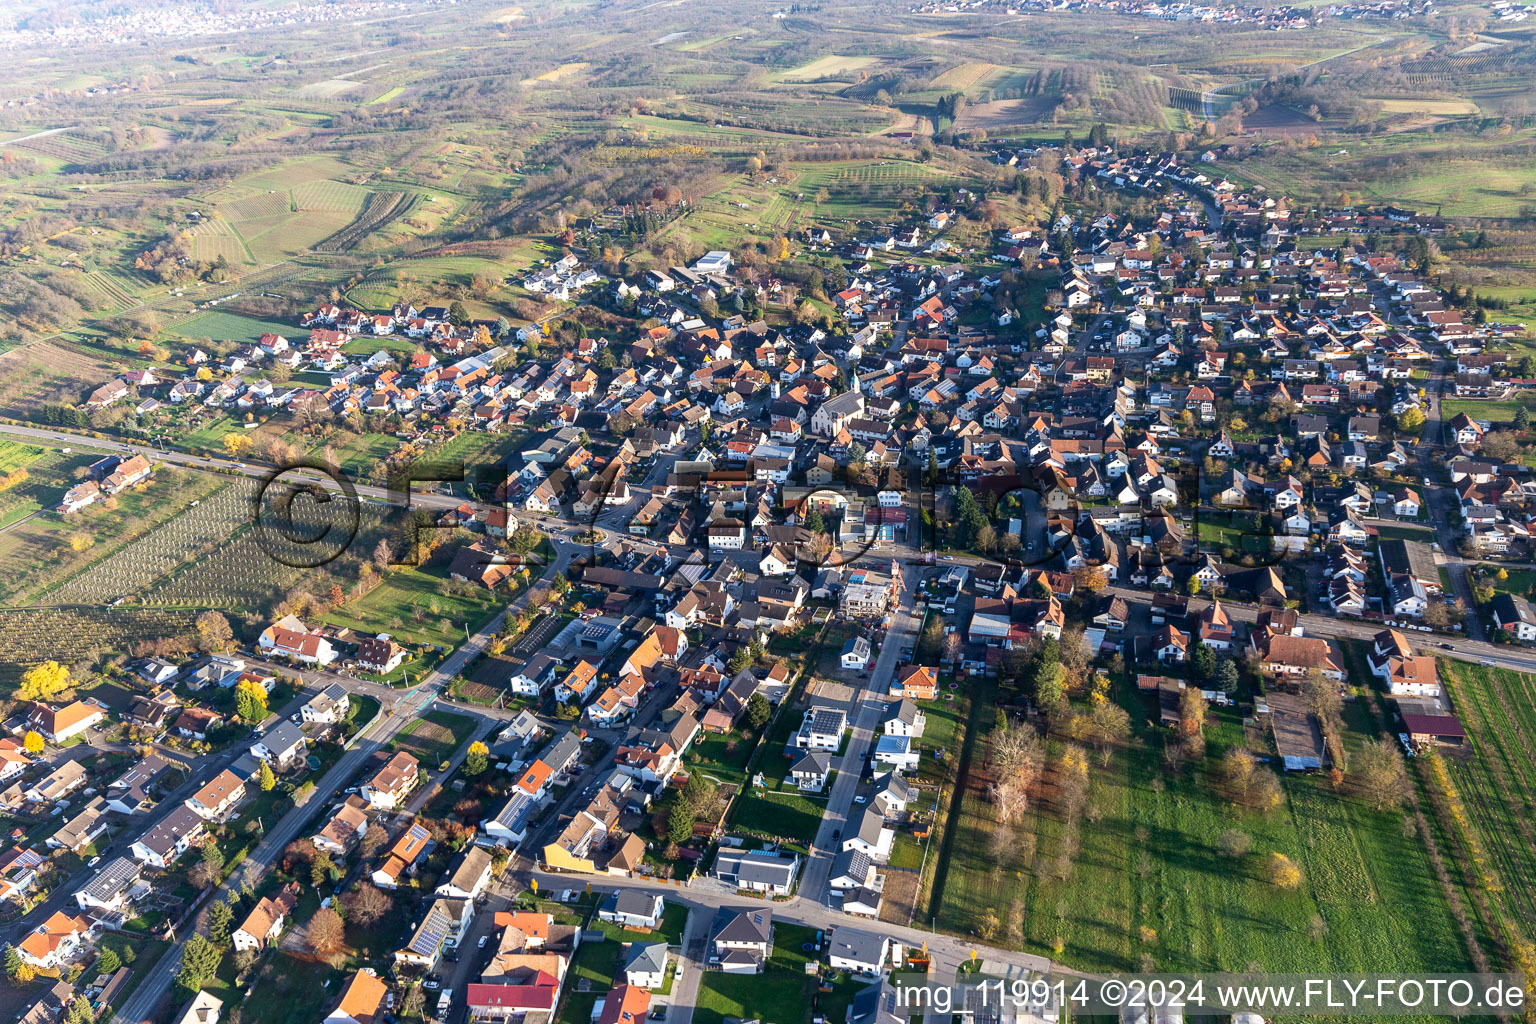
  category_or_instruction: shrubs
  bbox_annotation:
[1265,851,1303,889]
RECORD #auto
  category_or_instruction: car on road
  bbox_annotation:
[423,976,442,991]
[478,935,489,949]
[1439,643,1454,650]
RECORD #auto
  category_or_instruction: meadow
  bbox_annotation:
[931,680,1474,984]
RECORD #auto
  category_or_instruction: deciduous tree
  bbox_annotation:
[18,660,69,702]
[308,907,345,955]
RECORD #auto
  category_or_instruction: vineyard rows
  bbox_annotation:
[0,607,199,682]
[318,191,421,252]
[46,484,249,605]
[145,497,385,609]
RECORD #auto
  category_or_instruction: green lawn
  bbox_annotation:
[166,310,304,347]
[932,678,1475,983]
[322,563,502,649]
[1440,398,1533,424]
[731,788,826,844]
[887,830,925,871]
[688,731,756,787]
[695,973,812,1024]
[1476,565,1536,602]
[241,953,341,1024]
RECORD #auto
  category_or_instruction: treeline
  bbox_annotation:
[0,266,95,342]
[134,230,234,286]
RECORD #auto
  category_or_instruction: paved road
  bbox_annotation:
[0,685,314,947]
[521,868,1052,983]
[802,571,924,902]
[107,567,541,1024]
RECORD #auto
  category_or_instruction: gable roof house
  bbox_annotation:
[371,821,434,889]
[185,769,247,821]
[710,907,773,974]
[362,751,420,810]
[130,804,207,869]
[324,972,389,1024]
[232,883,299,952]
[311,796,371,856]
[301,682,351,724]
[435,846,494,901]
[28,700,108,744]
[16,910,91,969]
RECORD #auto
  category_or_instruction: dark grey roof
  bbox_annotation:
[540,731,582,771]
[712,906,772,945]
[880,699,919,728]
[607,889,662,919]
[443,846,492,892]
[135,804,203,856]
[624,941,668,978]
[713,848,800,888]
[259,719,306,755]
[791,751,830,776]
[829,927,888,967]
[829,847,872,887]
[850,805,887,847]
[77,856,140,903]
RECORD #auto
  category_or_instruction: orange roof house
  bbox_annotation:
[327,970,389,1024]
[17,910,88,968]
[893,665,938,701]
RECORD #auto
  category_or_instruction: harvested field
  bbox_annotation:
[931,61,999,92]
[781,55,878,82]
[955,97,1057,129]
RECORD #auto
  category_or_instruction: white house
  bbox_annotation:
[232,886,298,953]
[879,699,925,738]
[826,928,893,975]
[842,807,894,862]
[840,636,871,671]
[794,707,846,751]
[599,890,664,930]
[301,683,351,725]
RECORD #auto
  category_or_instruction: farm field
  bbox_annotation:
[0,467,223,606]
[779,55,878,82]
[0,607,200,687]
[1433,660,1536,946]
[0,441,89,529]
[164,310,306,347]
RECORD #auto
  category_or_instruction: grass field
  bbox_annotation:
[931,679,1474,982]
[730,787,827,843]
[165,310,302,346]
[388,709,476,765]
[1438,398,1534,424]
[321,563,502,648]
